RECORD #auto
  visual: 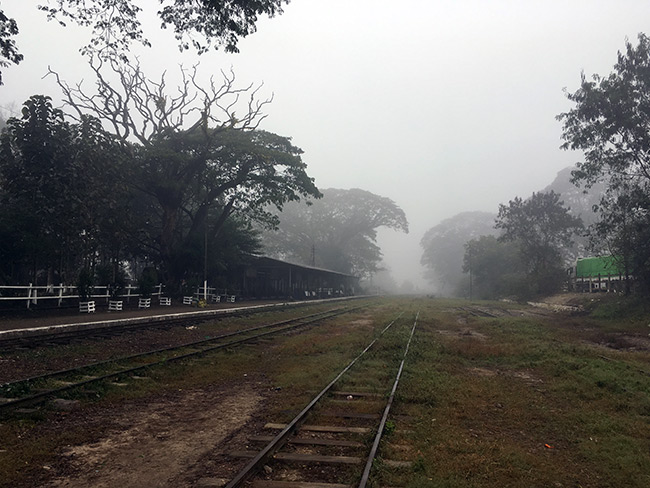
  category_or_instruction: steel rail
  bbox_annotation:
[0,314,233,351]
[0,296,371,349]
[1,307,343,388]
[224,311,405,488]
[0,307,361,413]
[358,311,419,488]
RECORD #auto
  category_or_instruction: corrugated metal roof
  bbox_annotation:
[251,256,358,279]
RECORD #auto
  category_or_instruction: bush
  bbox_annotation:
[77,267,95,300]
[138,267,158,297]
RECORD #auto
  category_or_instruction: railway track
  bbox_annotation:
[0,306,361,414]
[222,310,420,488]
[0,297,366,351]
[456,306,500,318]
[0,314,215,351]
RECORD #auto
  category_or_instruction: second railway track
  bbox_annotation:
[0,305,363,414]
[0,297,367,351]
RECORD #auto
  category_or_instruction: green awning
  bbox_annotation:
[576,256,624,278]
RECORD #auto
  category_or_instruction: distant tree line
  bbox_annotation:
[421,33,650,299]
[466,191,582,299]
[260,188,409,278]
[420,192,582,300]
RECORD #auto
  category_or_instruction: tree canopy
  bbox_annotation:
[136,125,320,285]
[558,33,650,292]
[463,235,525,300]
[420,211,497,296]
[0,11,22,85]
[0,1,289,82]
[0,95,131,284]
[0,60,320,291]
[495,191,582,295]
[45,59,319,286]
[262,188,408,277]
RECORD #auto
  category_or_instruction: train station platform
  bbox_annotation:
[0,296,364,340]
[0,299,290,338]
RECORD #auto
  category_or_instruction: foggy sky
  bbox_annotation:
[2,1,649,289]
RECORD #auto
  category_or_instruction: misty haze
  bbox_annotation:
[1,2,649,487]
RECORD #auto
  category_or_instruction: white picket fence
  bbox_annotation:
[192,285,237,304]
[0,283,241,309]
[0,283,165,309]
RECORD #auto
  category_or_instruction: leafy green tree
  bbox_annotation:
[0,95,131,284]
[495,191,582,295]
[558,33,650,292]
[0,95,77,282]
[136,127,317,284]
[262,188,409,277]
[71,115,135,284]
[3,1,289,84]
[0,11,22,85]
[4,1,286,64]
[463,235,526,299]
[420,211,497,296]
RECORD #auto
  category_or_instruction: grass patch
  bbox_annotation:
[376,297,650,488]
[582,294,650,319]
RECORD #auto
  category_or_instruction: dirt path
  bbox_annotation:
[50,386,262,488]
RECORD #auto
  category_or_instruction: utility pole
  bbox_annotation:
[203,226,208,301]
[468,245,473,301]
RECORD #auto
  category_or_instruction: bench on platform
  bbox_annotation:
[138,298,151,309]
[79,301,96,313]
[159,297,172,306]
[108,300,123,312]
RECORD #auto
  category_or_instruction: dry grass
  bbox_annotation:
[381,297,650,488]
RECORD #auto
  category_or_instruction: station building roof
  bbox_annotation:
[251,256,357,279]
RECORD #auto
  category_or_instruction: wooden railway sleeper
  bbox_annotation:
[224,311,418,488]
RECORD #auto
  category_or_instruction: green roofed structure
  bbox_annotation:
[573,256,630,293]
[575,256,624,278]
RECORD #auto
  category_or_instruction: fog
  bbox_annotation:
[2,1,649,290]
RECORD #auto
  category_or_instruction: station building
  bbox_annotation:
[239,256,358,299]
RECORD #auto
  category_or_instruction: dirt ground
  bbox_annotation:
[45,384,264,488]
[7,295,647,487]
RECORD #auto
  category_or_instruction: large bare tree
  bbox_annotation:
[48,58,319,284]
